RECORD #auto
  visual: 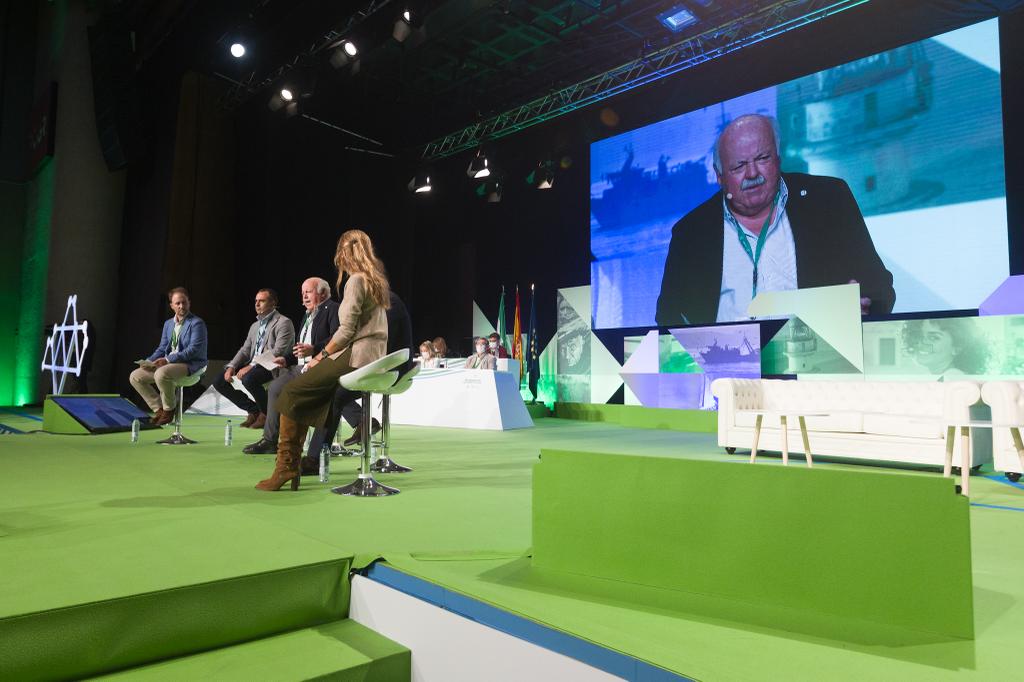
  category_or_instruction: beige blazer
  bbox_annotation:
[331,273,388,368]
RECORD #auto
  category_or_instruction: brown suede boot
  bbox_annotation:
[255,414,303,491]
[240,412,259,428]
[250,412,267,430]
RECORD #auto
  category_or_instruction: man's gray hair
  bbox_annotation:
[311,277,330,297]
[712,114,782,174]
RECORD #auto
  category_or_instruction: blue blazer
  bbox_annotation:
[148,314,208,375]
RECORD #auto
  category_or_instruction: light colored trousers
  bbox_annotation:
[129,363,189,411]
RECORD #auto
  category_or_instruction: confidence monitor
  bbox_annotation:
[42,395,154,434]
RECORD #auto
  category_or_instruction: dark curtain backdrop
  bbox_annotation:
[110,1,1024,391]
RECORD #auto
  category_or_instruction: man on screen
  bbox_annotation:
[655,114,895,326]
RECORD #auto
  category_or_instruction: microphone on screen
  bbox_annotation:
[726,192,733,200]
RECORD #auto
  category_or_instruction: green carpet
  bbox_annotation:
[95,619,410,682]
[2,413,1024,680]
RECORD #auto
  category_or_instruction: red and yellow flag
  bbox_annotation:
[512,286,524,379]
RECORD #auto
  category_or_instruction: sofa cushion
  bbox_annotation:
[862,413,944,440]
[734,410,863,433]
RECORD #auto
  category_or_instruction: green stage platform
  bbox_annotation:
[1,411,1023,680]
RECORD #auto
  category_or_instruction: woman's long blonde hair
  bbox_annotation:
[334,229,390,309]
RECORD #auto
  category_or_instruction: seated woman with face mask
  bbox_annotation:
[464,336,497,370]
[417,340,440,368]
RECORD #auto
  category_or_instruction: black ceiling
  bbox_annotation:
[116,0,777,151]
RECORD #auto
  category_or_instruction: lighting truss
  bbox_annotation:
[217,0,396,111]
[420,0,870,160]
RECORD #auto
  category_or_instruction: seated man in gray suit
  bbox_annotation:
[212,288,294,429]
[242,277,339,454]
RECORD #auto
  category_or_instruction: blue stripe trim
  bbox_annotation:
[983,474,1024,491]
[970,502,1024,513]
[0,408,42,422]
[0,422,25,434]
[365,563,693,681]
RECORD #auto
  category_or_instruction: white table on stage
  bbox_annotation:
[390,364,533,430]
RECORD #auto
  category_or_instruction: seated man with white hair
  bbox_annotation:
[242,277,339,454]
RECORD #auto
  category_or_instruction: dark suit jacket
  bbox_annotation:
[286,300,340,366]
[655,172,895,326]
[386,292,414,376]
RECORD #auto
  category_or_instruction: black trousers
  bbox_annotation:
[212,365,274,415]
[306,386,362,457]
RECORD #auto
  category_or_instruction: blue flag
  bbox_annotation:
[527,284,540,401]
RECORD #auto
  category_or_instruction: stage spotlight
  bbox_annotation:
[329,40,359,69]
[466,150,490,179]
[230,42,246,58]
[475,178,502,202]
[485,179,502,203]
[393,9,414,42]
[408,171,432,194]
[657,5,698,33]
[280,88,294,101]
[527,161,555,190]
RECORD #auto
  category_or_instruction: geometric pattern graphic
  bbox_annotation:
[472,300,495,341]
[622,324,760,410]
[979,275,1024,317]
[555,286,623,405]
[747,283,864,372]
[761,316,860,375]
[40,295,90,396]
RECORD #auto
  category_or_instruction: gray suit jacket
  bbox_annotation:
[227,310,296,373]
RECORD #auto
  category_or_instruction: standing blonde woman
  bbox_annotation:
[256,229,390,491]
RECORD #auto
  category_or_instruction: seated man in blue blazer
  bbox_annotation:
[129,286,208,426]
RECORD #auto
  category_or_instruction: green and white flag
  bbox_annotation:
[496,287,508,351]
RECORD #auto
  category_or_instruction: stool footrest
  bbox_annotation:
[331,476,399,497]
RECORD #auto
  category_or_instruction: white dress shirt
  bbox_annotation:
[717,179,798,322]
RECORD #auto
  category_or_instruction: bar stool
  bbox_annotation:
[371,363,420,474]
[331,350,408,497]
[158,366,207,445]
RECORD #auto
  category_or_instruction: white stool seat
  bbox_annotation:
[378,364,420,396]
[339,350,408,392]
[175,367,207,388]
[331,349,409,497]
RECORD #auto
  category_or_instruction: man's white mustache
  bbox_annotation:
[741,175,766,190]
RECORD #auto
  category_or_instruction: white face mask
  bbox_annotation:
[475,344,486,354]
[421,351,431,359]
[488,341,498,349]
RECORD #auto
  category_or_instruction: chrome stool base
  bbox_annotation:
[331,474,399,497]
[158,432,197,445]
[371,456,412,474]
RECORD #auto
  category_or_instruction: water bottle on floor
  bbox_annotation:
[224,419,233,446]
[319,444,331,483]
[130,418,140,444]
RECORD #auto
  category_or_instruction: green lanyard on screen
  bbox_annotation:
[732,191,779,298]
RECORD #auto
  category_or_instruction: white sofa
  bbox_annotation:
[980,381,1024,481]
[711,378,988,469]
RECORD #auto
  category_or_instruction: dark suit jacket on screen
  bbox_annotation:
[655,172,895,326]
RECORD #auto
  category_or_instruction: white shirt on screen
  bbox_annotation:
[717,181,798,322]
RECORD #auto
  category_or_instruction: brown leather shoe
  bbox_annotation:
[240,412,258,428]
[250,412,267,430]
[152,409,174,427]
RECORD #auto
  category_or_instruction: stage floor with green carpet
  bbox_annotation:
[2,410,1023,680]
